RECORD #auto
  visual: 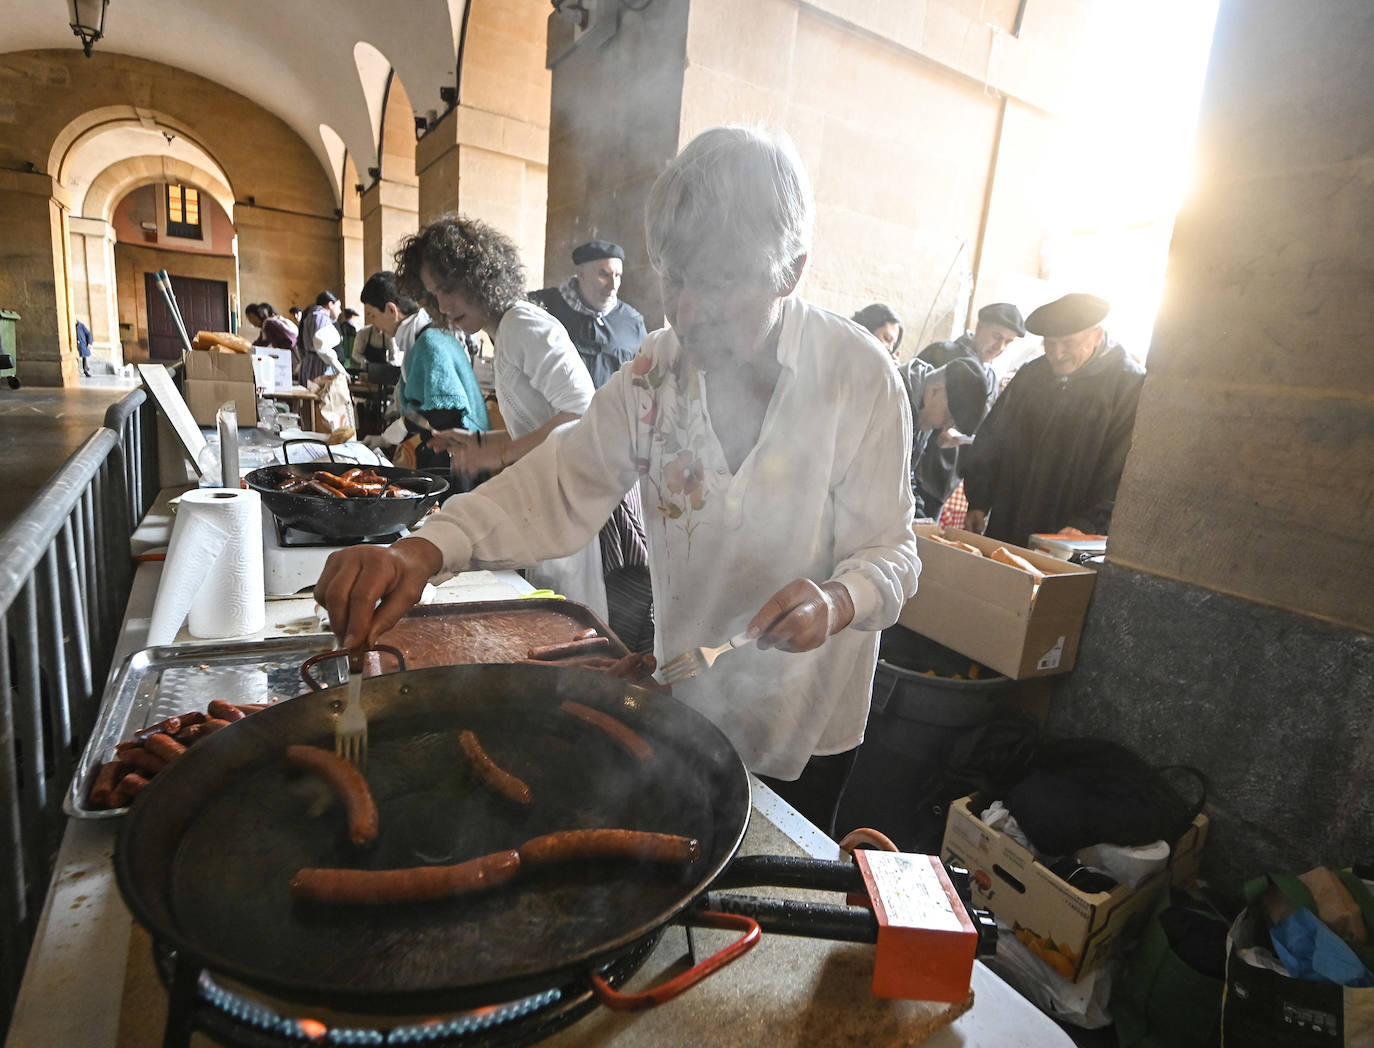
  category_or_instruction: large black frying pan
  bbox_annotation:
[244,461,449,539]
[113,663,751,1014]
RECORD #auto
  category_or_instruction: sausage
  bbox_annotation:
[199,717,233,736]
[289,849,521,905]
[175,722,211,744]
[110,771,150,808]
[284,744,379,847]
[134,715,182,741]
[458,730,532,805]
[303,479,346,499]
[559,700,654,764]
[383,485,419,499]
[231,702,275,714]
[88,760,127,808]
[990,546,1047,583]
[605,651,658,681]
[313,471,352,492]
[142,732,187,764]
[276,477,313,493]
[527,636,613,660]
[207,699,246,722]
[518,829,700,867]
[121,746,168,777]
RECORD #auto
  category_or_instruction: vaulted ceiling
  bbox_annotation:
[3,0,468,201]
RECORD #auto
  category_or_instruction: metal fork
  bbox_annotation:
[335,655,367,768]
[659,631,753,685]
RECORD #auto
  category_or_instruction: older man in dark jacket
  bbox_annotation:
[531,240,648,389]
[962,293,1145,544]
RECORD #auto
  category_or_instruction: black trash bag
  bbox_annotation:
[998,737,1206,856]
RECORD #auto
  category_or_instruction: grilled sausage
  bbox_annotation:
[121,746,169,777]
[289,849,521,905]
[518,829,700,867]
[134,714,187,741]
[313,472,352,492]
[88,760,127,808]
[458,730,532,805]
[284,744,379,847]
[527,636,613,660]
[110,771,150,807]
[207,699,245,723]
[605,651,658,681]
[142,732,187,764]
[559,700,654,764]
[199,717,233,736]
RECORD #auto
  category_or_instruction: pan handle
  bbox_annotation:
[588,910,760,1012]
[300,644,408,691]
[281,436,336,465]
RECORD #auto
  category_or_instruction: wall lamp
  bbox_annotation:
[68,0,109,58]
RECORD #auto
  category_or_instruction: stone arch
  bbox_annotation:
[379,71,418,187]
[83,157,234,225]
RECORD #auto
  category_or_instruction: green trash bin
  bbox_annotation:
[0,309,20,389]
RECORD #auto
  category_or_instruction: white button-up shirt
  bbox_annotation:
[421,296,920,778]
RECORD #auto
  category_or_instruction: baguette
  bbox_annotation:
[928,534,984,556]
[990,546,1046,583]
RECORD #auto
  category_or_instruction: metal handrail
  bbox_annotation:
[102,385,158,530]
[0,421,142,1038]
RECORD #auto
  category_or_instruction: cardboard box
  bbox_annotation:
[182,349,257,425]
[898,525,1098,679]
[941,794,1209,982]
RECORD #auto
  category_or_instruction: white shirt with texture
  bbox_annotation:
[420,296,920,778]
[489,300,605,616]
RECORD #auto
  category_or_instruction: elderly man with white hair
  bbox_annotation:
[315,126,920,834]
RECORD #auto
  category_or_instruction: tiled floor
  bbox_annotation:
[0,375,141,532]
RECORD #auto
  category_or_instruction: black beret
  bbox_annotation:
[941,356,994,435]
[1025,293,1110,338]
[977,302,1026,337]
[571,240,625,265]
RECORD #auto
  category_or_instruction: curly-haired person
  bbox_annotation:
[390,215,607,618]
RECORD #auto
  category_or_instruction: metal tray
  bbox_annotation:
[65,635,337,819]
[371,598,629,668]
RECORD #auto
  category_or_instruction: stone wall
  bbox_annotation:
[415,0,551,279]
[1051,0,1374,891]
[543,0,1086,341]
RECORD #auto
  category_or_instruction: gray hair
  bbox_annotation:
[645,126,814,295]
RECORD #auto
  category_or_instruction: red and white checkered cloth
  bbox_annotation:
[939,482,969,531]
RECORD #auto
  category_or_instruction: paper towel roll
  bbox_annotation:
[147,488,265,644]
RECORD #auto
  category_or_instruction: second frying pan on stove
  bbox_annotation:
[114,662,751,1014]
[244,461,449,539]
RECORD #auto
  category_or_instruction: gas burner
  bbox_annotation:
[273,515,402,548]
[153,931,663,1048]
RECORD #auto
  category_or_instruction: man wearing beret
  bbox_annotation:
[531,240,649,389]
[912,302,1024,517]
[897,356,994,519]
[962,293,1146,544]
[918,301,1026,372]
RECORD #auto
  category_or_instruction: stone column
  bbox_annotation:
[68,215,124,372]
[359,180,419,278]
[414,105,549,273]
[0,170,77,387]
[339,216,364,310]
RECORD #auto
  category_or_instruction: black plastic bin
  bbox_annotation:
[836,626,1015,853]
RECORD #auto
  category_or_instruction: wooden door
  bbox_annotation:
[144,274,229,360]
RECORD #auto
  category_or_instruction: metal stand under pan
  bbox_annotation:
[152,929,663,1048]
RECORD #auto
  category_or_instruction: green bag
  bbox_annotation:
[1114,887,1231,1048]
